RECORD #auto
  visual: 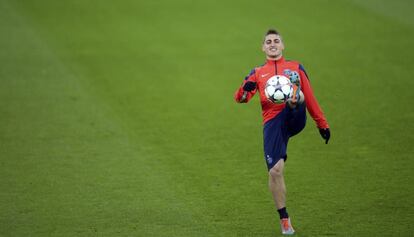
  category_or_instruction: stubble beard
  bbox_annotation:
[267,52,282,60]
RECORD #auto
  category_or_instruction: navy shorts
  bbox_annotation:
[263,104,307,170]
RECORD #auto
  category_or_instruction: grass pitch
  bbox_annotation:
[1,0,413,236]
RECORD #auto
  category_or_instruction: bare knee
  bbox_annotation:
[269,160,285,179]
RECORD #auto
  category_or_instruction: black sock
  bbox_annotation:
[277,207,289,219]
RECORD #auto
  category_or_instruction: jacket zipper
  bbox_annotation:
[274,61,278,75]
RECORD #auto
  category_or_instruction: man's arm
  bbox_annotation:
[298,65,329,129]
[299,65,330,144]
[234,69,258,103]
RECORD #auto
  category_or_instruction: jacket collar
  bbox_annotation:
[266,56,285,65]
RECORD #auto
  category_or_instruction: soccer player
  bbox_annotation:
[234,29,330,235]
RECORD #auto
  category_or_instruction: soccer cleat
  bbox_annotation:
[280,218,295,235]
[286,84,304,108]
[288,71,301,87]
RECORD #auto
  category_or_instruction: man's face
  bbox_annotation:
[262,34,284,59]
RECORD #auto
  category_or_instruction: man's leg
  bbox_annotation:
[268,159,286,210]
[263,113,294,234]
[269,159,295,235]
[287,102,306,137]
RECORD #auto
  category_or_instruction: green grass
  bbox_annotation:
[1,0,413,236]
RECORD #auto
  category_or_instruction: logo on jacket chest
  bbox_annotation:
[260,73,270,78]
[283,69,292,77]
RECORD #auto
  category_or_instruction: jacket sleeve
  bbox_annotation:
[234,69,258,103]
[299,65,329,129]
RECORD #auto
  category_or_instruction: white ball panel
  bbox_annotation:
[273,90,285,100]
[278,76,290,85]
[281,85,292,95]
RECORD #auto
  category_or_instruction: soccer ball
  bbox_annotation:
[264,75,293,104]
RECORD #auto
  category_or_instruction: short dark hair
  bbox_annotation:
[265,29,280,36]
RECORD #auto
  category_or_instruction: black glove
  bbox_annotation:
[319,128,330,144]
[243,81,257,92]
